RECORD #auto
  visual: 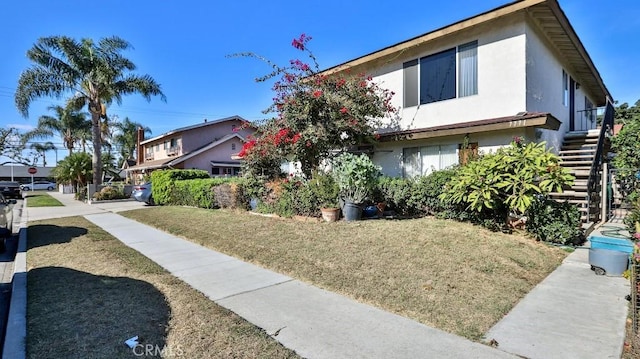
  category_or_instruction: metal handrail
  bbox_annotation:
[586,101,614,222]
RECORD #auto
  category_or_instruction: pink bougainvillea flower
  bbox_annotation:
[292,33,311,50]
[340,107,348,114]
[313,90,322,98]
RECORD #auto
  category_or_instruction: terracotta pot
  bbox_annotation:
[321,208,341,222]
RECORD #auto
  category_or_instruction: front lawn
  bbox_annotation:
[122,207,568,340]
[25,193,63,207]
[27,216,299,359]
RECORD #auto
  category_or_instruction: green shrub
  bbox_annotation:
[291,181,321,217]
[151,169,211,205]
[93,186,128,201]
[375,177,414,215]
[410,168,458,215]
[525,196,584,245]
[441,140,574,221]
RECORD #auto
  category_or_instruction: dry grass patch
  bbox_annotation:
[26,216,299,359]
[122,207,568,340]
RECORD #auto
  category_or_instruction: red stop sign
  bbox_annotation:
[28,167,37,175]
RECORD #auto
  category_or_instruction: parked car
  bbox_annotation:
[0,181,22,199]
[132,182,154,205]
[0,194,16,252]
[20,181,56,191]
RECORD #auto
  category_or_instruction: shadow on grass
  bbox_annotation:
[27,266,170,358]
[27,225,88,249]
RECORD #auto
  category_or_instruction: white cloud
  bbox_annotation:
[5,123,34,131]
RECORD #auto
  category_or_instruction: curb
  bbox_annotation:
[2,200,27,359]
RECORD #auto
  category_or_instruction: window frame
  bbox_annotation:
[402,40,478,108]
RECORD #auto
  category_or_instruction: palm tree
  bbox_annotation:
[30,141,57,166]
[15,36,166,185]
[113,117,151,162]
[23,104,89,155]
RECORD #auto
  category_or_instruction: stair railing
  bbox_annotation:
[586,100,615,222]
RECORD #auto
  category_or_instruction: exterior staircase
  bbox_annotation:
[549,101,615,226]
[550,130,601,224]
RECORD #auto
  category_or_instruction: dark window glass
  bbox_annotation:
[211,167,220,175]
[403,59,419,108]
[420,48,456,104]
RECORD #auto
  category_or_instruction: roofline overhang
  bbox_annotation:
[378,113,560,142]
[319,0,611,105]
[320,0,547,76]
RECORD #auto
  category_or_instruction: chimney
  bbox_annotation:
[136,126,145,165]
[204,118,207,123]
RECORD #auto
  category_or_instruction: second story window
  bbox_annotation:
[403,40,478,107]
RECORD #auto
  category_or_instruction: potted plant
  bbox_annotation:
[332,153,381,221]
[312,172,341,222]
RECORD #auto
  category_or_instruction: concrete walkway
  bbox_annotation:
[485,247,629,359]
[16,192,632,358]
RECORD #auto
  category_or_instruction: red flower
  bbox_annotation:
[340,107,348,114]
[290,59,310,71]
[238,140,257,158]
[374,134,381,140]
[292,33,311,50]
[313,90,322,98]
[336,79,346,87]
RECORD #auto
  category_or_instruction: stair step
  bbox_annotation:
[559,154,595,160]
[558,149,597,155]
[561,160,594,166]
[561,144,598,151]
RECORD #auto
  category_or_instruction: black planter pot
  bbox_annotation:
[343,201,363,221]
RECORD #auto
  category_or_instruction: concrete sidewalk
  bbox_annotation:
[24,191,149,221]
[485,246,629,359]
[84,212,514,359]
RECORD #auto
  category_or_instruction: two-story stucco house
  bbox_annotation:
[323,0,611,177]
[127,116,255,181]
[320,0,615,224]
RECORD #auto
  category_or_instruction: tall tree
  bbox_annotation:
[30,141,57,166]
[15,35,166,185]
[112,116,151,163]
[23,104,89,155]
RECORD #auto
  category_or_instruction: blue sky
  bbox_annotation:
[0,0,638,161]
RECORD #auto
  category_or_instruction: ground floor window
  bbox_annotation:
[402,144,458,177]
[211,167,240,176]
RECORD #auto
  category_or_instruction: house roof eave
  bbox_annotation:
[377,112,559,142]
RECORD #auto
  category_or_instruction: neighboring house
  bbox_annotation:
[322,0,611,178]
[127,116,255,181]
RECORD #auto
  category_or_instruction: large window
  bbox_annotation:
[402,144,458,178]
[403,41,478,107]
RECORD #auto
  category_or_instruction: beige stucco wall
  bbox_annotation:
[372,128,532,178]
[524,19,598,153]
[366,13,528,133]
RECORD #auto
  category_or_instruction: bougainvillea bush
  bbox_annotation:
[234,34,397,178]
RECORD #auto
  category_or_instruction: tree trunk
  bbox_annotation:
[90,109,102,185]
